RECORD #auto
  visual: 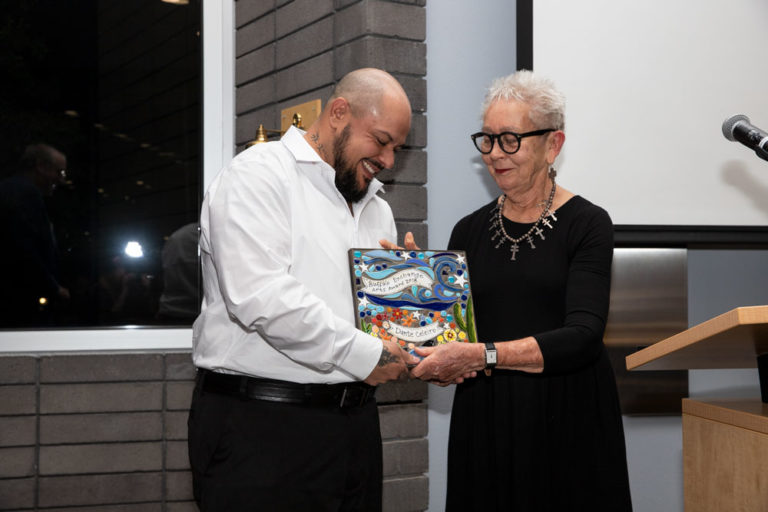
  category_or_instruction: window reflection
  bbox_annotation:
[0,0,201,328]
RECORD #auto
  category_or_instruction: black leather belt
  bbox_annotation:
[196,368,376,409]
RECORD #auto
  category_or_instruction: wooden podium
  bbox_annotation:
[626,305,768,512]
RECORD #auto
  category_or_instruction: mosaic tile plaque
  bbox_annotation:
[349,248,477,350]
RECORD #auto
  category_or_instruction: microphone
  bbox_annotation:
[722,114,768,162]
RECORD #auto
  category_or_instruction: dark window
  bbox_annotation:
[0,0,202,328]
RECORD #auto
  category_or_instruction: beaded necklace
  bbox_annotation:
[489,168,558,261]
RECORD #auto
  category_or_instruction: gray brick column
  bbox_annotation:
[235,0,428,246]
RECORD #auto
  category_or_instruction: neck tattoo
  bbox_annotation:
[489,167,558,261]
[310,131,329,161]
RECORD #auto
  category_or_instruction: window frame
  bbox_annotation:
[0,0,234,353]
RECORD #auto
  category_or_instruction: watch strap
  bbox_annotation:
[484,342,497,376]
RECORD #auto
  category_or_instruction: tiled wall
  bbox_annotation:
[0,353,428,511]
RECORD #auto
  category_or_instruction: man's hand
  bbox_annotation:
[378,231,420,251]
[364,338,421,386]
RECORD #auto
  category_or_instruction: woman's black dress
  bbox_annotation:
[446,195,632,511]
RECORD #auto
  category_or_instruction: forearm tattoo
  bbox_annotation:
[377,346,399,367]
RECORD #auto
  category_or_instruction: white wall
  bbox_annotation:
[426,2,513,250]
[533,0,768,226]
[623,415,683,511]
[425,2,517,510]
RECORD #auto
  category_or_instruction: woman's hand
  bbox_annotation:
[379,231,419,251]
[410,343,484,385]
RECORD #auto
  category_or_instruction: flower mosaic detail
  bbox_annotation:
[350,249,477,346]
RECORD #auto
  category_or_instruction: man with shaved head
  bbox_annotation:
[188,68,418,511]
[305,68,412,204]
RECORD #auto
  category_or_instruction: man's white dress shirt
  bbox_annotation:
[192,126,396,384]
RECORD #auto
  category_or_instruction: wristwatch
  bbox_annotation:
[484,342,497,376]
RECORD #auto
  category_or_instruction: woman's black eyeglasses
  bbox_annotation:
[470,128,556,155]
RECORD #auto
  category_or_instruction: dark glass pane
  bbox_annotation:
[0,0,202,328]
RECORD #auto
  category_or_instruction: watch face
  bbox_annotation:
[486,349,497,365]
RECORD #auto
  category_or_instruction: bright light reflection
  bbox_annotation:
[124,241,144,258]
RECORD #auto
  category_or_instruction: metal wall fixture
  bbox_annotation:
[246,99,322,148]
[605,247,689,414]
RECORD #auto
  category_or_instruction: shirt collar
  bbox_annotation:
[281,125,323,163]
[280,125,386,200]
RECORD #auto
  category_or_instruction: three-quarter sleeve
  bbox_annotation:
[534,207,613,374]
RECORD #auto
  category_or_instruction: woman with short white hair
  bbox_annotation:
[412,70,632,511]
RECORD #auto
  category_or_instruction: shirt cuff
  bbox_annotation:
[339,330,383,381]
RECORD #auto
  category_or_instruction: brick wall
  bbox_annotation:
[0,353,428,511]
[234,0,428,245]
[0,353,196,510]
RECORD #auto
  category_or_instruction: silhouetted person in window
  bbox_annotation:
[0,143,70,326]
[156,222,200,323]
